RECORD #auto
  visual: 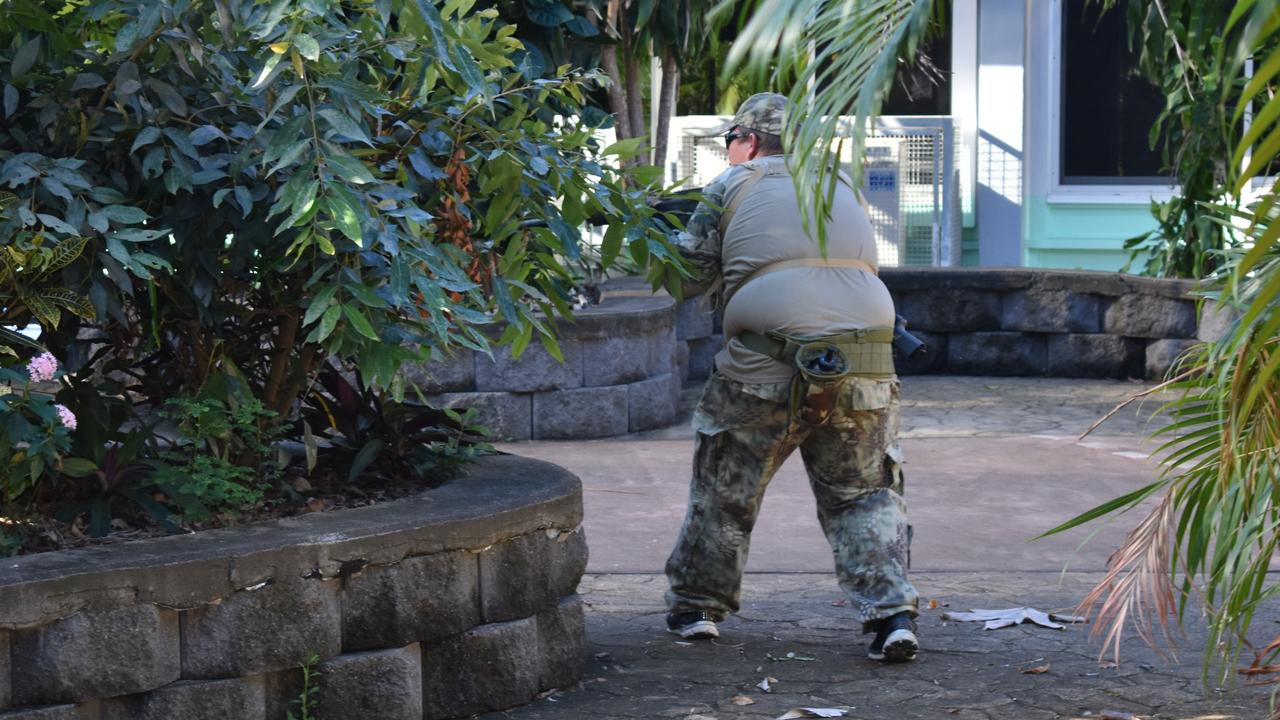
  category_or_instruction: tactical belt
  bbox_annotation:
[730,256,892,377]
[738,328,896,378]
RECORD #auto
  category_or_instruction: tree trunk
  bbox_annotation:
[654,50,680,174]
[599,46,632,142]
[623,42,645,144]
[590,6,632,142]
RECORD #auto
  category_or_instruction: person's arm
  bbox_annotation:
[671,174,730,298]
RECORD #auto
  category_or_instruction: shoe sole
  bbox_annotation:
[868,629,918,662]
[667,620,719,639]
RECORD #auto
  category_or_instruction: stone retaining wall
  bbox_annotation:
[0,455,587,720]
[407,287,680,441]
[673,269,1215,382]
[675,297,722,383]
[407,270,1220,440]
[881,269,1216,379]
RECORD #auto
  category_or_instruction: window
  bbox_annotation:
[1059,0,1165,184]
[882,5,951,116]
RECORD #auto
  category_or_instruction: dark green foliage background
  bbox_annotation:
[0,0,686,537]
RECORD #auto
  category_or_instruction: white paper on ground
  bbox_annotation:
[940,607,1087,630]
[776,709,848,719]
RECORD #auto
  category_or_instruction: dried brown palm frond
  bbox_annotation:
[1077,366,1197,442]
[1049,296,1280,694]
[1046,254,1280,686]
[1242,635,1280,686]
[1075,490,1183,667]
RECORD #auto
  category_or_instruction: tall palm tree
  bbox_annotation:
[726,0,1280,697]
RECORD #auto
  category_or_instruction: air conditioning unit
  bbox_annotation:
[856,139,906,267]
[867,117,962,267]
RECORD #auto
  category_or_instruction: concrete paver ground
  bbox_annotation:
[486,377,1278,719]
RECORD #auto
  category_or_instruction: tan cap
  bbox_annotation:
[723,92,790,135]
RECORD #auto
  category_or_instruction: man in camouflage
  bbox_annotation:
[663,92,920,662]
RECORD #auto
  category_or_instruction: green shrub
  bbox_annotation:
[149,395,281,521]
[0,0,685,547]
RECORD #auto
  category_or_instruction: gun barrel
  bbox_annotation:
[893,315,927,358]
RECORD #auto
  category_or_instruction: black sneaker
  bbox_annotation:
[666,610,719,639]
[867,612,918,662]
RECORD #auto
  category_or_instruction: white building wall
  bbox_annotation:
[974,0,1026,266]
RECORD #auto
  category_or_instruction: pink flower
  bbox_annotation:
[54,404,76,430]
[26,352,58,383]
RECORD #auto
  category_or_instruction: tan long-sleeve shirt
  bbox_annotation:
[674,154,896,384]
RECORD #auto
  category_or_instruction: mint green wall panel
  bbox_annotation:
[1023,195,1159,270]
[1024,249,1130,270]
[962,225,979,266]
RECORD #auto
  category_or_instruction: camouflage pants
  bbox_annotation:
[665,372,918,631]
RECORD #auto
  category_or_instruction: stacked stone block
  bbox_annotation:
[408,283,680,440]
[0,455,587,720]
[675,296,722,382]
[882,269,1208,379]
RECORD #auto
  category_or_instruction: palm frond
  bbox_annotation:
[1067,2,1280,692]
[721,0,935,248]
[1076,490,1182,666]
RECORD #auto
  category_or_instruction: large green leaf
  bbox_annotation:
[527,3,574,27]
[325,189,364,247]
[724,0,934,247]
[10,37,39,79]
[317,108,373,146]
[347,439,385,482]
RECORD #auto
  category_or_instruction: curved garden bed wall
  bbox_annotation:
[0,455,587,720]
[407,279,680,441]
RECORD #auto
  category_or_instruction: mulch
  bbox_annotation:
[8,467,451,557]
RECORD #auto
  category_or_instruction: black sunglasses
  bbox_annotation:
[723,131,747,150]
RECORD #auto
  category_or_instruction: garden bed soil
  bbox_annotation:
[9,454,482,557]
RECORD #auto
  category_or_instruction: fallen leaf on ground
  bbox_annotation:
[928,599,939,609]
[1020,662,1051,674]
[776,709,848,719]
[730,695,755,705]
[940,607,1087,630]
[757,677,777,692]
